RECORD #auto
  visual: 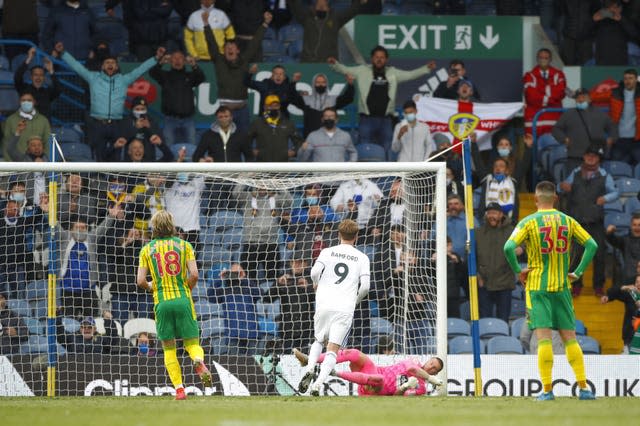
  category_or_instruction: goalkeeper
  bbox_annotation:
[293,348,443,396]
[137,210,211,400]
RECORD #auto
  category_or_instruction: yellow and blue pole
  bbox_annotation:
[47,133,58,397]
[448,113,482,396]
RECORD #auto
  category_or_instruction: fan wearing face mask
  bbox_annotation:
[289,73,355,137]
[248,95,304,162]
[552,88,617,175]
[2,91,51,162]
[297,107,357,162]
[287,0,367,63]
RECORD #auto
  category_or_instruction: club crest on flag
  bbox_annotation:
[448,113,480,140]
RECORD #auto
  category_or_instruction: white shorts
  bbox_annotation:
[314,310,353,346]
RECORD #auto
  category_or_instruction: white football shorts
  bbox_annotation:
[313,310,354,346]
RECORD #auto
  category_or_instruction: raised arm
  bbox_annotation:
[394,63,434,83]
[335,78,355,109]
[60,48,94,82]
[245,13,271,63]
[122,47,164,85]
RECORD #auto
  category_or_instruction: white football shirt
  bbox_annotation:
[312,243,371,313]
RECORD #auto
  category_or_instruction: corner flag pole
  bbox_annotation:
[46,133,60,397]
[448,113,483,396]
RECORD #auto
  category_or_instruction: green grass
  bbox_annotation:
[1,396,638,426]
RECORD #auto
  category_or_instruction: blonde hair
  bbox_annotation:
[338,219,359,241]
[150,210,176,239]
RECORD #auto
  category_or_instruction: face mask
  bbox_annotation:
[109,184,126,194]
[405,113,416,122]
[322,119,336,129]
[316,10,327,19]
[315,85,327,94]
[72,230,88,242]
[21,101,34,113]
[446,178,452,186]
[497,148,511,157]
[305,196,319,206]
[138,342,149,355]
[576,101,589,110]
[267,109,279,118]
[133,110,147,119]
[12,192,25,203]
[493,173,505,183]
[176,173,190,183]
[225,271,241,280]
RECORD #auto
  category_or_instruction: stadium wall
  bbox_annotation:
[2,355,638,397]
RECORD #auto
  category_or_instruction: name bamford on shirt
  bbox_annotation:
[331,251,359,262]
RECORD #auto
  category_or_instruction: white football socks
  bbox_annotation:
[314,350,337,387]
[306,341,323,373]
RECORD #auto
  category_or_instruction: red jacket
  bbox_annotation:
[523,65,566,135]
[609,84,640,140]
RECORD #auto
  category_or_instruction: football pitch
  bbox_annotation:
[1,396,638,426]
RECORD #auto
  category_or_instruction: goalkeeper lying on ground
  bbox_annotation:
[294,348,444,396]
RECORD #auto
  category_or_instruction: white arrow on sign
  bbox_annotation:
[479,25,499,49]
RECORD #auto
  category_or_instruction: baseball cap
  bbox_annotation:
[485,202,503,213]
[584,144,604,158]
[458,79,474,90]
[131,96,147,108]
[264,94,281,106]
[574,87,590,97]
[80,316,96,326]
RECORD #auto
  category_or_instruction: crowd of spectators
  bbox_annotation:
[0,0,639,357]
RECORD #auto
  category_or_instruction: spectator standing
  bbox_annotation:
[42,0,95,61]
[609,68,640,165]
[434,236,466,318]
[57,42,164,161]
[1,91,51,162]
[59,217,98,319]
[193,106,252,162]
[248,95,304,162]
[149,50,205,147]
[477,157,520,221]
[330,46,435,152]
[606,215,640,283]
[128,0,173,60]
[330,178,383,231]
[559,145,619,297]
[245,64,299,118]
[523,48,566,136]
[184,0,235,60]
[263,254,315,353]
[219,0,269,62]
[13,48,60,119]
[297,108,357,162]
[58,173,95,229]
[1,0,39,60]
[590,0,639,66]
[552,88,617,174]
[391,100,435,162]
[433,59,481,101]
[214,263,261,355]
[476,203,519,322]
[0,291,29,355]
[558,0,600,65]
[289,73,355,137]
[204,11,271,133]
[446,194,467,261]
[287,0,364,63]
[164,174,206,253]
[366,178,405,245]
[234,185,292,281]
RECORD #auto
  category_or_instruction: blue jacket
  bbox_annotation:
[42,4,96,60]
[62,52,157,120]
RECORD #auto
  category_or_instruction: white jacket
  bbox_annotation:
[391,120,435,162]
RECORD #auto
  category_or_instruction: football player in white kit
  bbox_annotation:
[298,219,371,396]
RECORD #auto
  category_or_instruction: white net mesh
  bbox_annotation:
[0,162,446,396]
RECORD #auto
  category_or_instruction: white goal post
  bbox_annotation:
[0,160,447,396]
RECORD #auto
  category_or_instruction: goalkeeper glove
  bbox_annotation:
[398,376,419,393]
[427,375,443,388]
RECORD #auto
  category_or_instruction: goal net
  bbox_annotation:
[0,161,447,397]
